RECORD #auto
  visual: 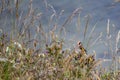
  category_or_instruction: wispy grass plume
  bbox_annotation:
[60,8,82,32]
[83,15,90,41]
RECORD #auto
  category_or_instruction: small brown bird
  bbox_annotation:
[77,41,87,55]
[74,41,87,60]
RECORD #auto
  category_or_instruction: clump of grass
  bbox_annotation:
[0,32,94,79]
[0,31,119,80]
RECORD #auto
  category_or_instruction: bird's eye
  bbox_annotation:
[77,41,81,45]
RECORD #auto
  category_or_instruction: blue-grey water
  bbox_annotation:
[0,0,120,67]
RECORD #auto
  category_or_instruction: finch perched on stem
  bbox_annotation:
[77,41,87,55]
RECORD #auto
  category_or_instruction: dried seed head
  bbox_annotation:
[116,30,120,52]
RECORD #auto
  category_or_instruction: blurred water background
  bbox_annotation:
[0,0,120,64]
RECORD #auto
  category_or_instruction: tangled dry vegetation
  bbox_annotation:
[0,32,120,80]
[0,0,120,80]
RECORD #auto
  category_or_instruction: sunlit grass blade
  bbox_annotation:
[83,15,90,41]
[86,22,97,50]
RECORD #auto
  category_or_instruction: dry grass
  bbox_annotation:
[0,0,120,80]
